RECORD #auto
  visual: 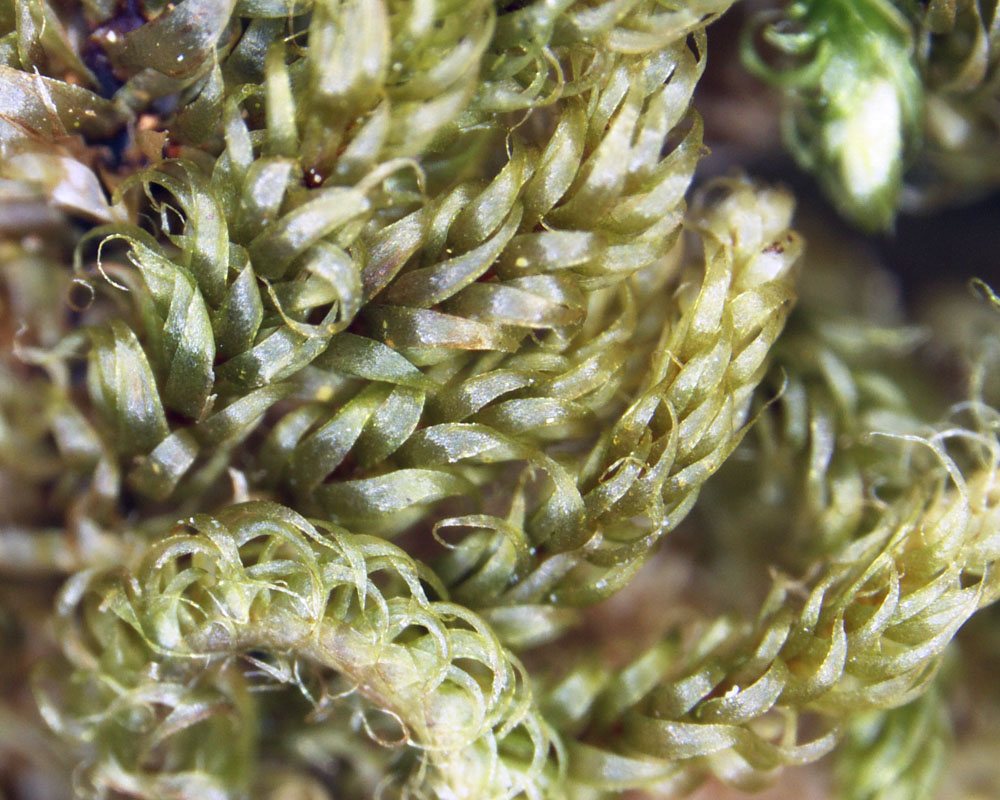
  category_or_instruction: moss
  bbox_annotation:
[1,1,999,798]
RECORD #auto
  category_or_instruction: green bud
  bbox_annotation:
[744,0,923,230]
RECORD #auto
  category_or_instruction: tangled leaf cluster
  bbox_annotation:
[2,0,1000,799]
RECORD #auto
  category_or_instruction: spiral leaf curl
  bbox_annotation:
[46,1,721,520]
[28,11,727,623]
[43,502,558,799]
[705,278,936,560]
[8,0,998,798]
[414,177,802,622]
[544,425,1000,792]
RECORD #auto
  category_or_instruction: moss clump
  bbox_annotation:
[2,1,1000,798]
